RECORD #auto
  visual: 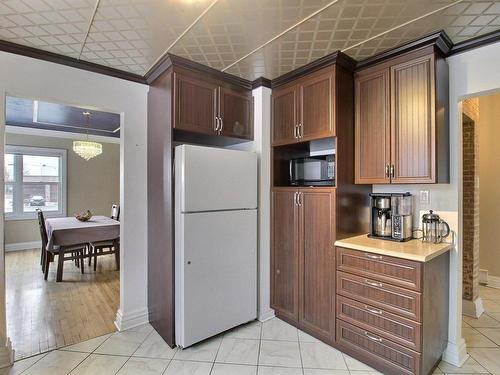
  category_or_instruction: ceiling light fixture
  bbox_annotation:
[73,111,102,161]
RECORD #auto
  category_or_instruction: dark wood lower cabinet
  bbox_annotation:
[271,187,336,343]
[335,247,450,375]
[299,188,336,341]
[271,188,299,322]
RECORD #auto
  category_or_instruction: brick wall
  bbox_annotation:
[462,98,480,301]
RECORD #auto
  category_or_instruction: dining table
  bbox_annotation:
[45,215,120,281]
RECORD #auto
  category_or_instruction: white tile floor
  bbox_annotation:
[4,285,500,375]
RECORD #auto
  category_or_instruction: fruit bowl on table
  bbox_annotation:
[75,210,92,222]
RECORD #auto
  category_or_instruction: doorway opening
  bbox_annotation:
[3,95,121,360]
[461,92,500,347]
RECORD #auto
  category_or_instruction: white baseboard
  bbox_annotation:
[258,309,275,322]
[5,241,41,252]
[0,337,14,369]
[462,297,485,318]
[114,307,149,332]
[442,337,469,367]
[486,275,500,289]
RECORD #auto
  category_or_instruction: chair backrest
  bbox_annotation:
[111,204,120,221]
[36,209,48,251]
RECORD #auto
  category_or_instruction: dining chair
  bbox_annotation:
[111,204,120,221]
[88,204,120,270]
[36,209,47,272]
[89,238,120,271]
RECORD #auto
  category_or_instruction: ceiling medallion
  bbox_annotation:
[73,112,103,161]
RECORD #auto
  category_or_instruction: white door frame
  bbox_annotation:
[0,52,149,367]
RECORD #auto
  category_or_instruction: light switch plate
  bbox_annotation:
[420,190,430,204]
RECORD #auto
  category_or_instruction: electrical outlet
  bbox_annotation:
[420,190,430,204]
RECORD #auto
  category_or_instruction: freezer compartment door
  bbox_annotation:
[175,144,257,212]
[175,209,257,348]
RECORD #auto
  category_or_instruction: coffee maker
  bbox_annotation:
[369,193,413,242]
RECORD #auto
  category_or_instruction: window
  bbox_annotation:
[4,146,66,220]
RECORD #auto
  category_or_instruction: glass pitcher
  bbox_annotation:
[421,210,450,244]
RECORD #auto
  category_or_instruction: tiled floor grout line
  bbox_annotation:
[295,328,305,375]
[66,351,94,375]
[208,335,224,374]
[16,352,49,375]
[256,321,263,374]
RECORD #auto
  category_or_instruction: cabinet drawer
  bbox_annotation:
[337,296,421,351]
[337,271,421,321]
[337,320,420,375]
[336,247,422,291]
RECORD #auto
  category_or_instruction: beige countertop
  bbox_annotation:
[334,234,453,262]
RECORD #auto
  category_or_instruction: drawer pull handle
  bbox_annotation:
[365,279,383,288]
[365,306,383,315]
[365,332,383,342]
[365,253,383,260]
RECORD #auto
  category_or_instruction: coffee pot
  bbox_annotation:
[421,210,450,243]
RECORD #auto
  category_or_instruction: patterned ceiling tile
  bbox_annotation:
[225,0,457,80]
[79,0,214,75]
[0,0,96,58]
[345,1,500,61]
[169,0,335,70]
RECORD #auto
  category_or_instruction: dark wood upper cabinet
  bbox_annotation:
[173,72,218,135]
[219,86,253,140]
[299,70,335,141]
[271,188,299,322]
[272,67,335,146]
[173,69,253,142]
[272,85,297,145]
[354,47,449,184]
[391,55,435,183]
[299,188,336,340]
[354,68,390,184]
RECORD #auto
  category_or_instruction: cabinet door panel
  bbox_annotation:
[299,70,335,140]
[299,188,336,340]
[220,87,253,140]
[174,72,217,134]
[272,85,297,145]
[271,188,299,321]
[355,68,391,184]
[391,55,435,183]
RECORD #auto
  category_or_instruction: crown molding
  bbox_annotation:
[252,77,272,89]
[145,53,252,89]
[0,39,146,84]
[355,30,453,70]
[271,51,356,88]
[449,29,500,56]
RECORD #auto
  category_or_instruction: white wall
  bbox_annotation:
[227,86,274,321]
[374,41,500,366]
[0,51,149,366]
[477,94,500,277]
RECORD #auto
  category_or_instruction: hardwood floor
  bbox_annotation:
[5,249,119,360]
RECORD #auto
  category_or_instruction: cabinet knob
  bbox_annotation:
[276,269,280,275]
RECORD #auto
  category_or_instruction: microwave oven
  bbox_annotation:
[289,156,335,186]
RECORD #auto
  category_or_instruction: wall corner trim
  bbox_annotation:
[114,307,149,332]
[442,338,469,367]
[258,309,275,322]
[462,297,485,318]
[0,337,14,369]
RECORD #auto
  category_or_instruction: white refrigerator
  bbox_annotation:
[174,144,258,348]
